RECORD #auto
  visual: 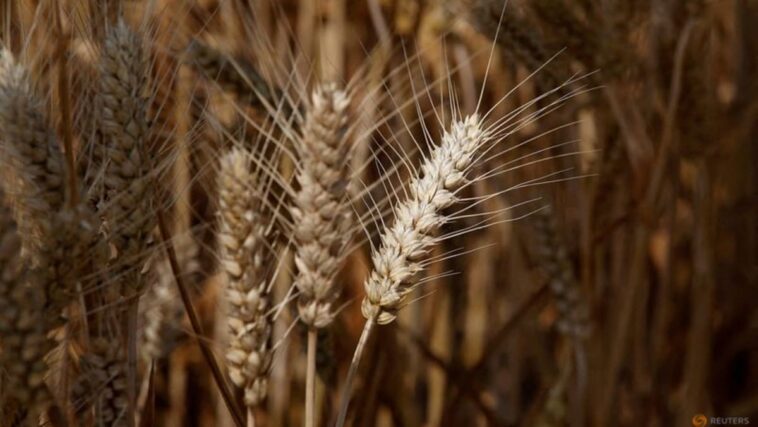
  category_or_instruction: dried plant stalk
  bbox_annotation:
[218,147,273,408]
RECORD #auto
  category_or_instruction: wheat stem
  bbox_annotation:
[335,317,375,427]
[337,116,484,424]
[305,328,317,427]
[53,1,77,208]
[293,83,353,427]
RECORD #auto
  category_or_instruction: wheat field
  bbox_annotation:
[0,1,755,426]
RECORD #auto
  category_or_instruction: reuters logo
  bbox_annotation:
[693,414,708,427]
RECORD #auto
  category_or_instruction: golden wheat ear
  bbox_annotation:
[290,83,355,427]
[336,115,486,427]
[292,84,354,329]
[217,147,274,413]
[362,115,485,325]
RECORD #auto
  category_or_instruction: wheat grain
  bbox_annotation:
[217,147,273,408]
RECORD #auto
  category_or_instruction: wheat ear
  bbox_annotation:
[218,148,274,415]
[96,20,156,427]
[96,19,155,295]
[532,202,589,423]
[186,39,284,113]
[337,115,485,427]
[293,84,353,327]
[72,337,129,426]
[142,233,199,361]
[0,188,53,424]
[0,50,105,423]
[532,203,589,340]
[291,84,353,427]
[0,48,65,247]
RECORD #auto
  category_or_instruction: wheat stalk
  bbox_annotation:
[337,115,486,427]
[291,84,353,427]
[218,147,274,418]
[185,39,285,114]
[95,19,157,427]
